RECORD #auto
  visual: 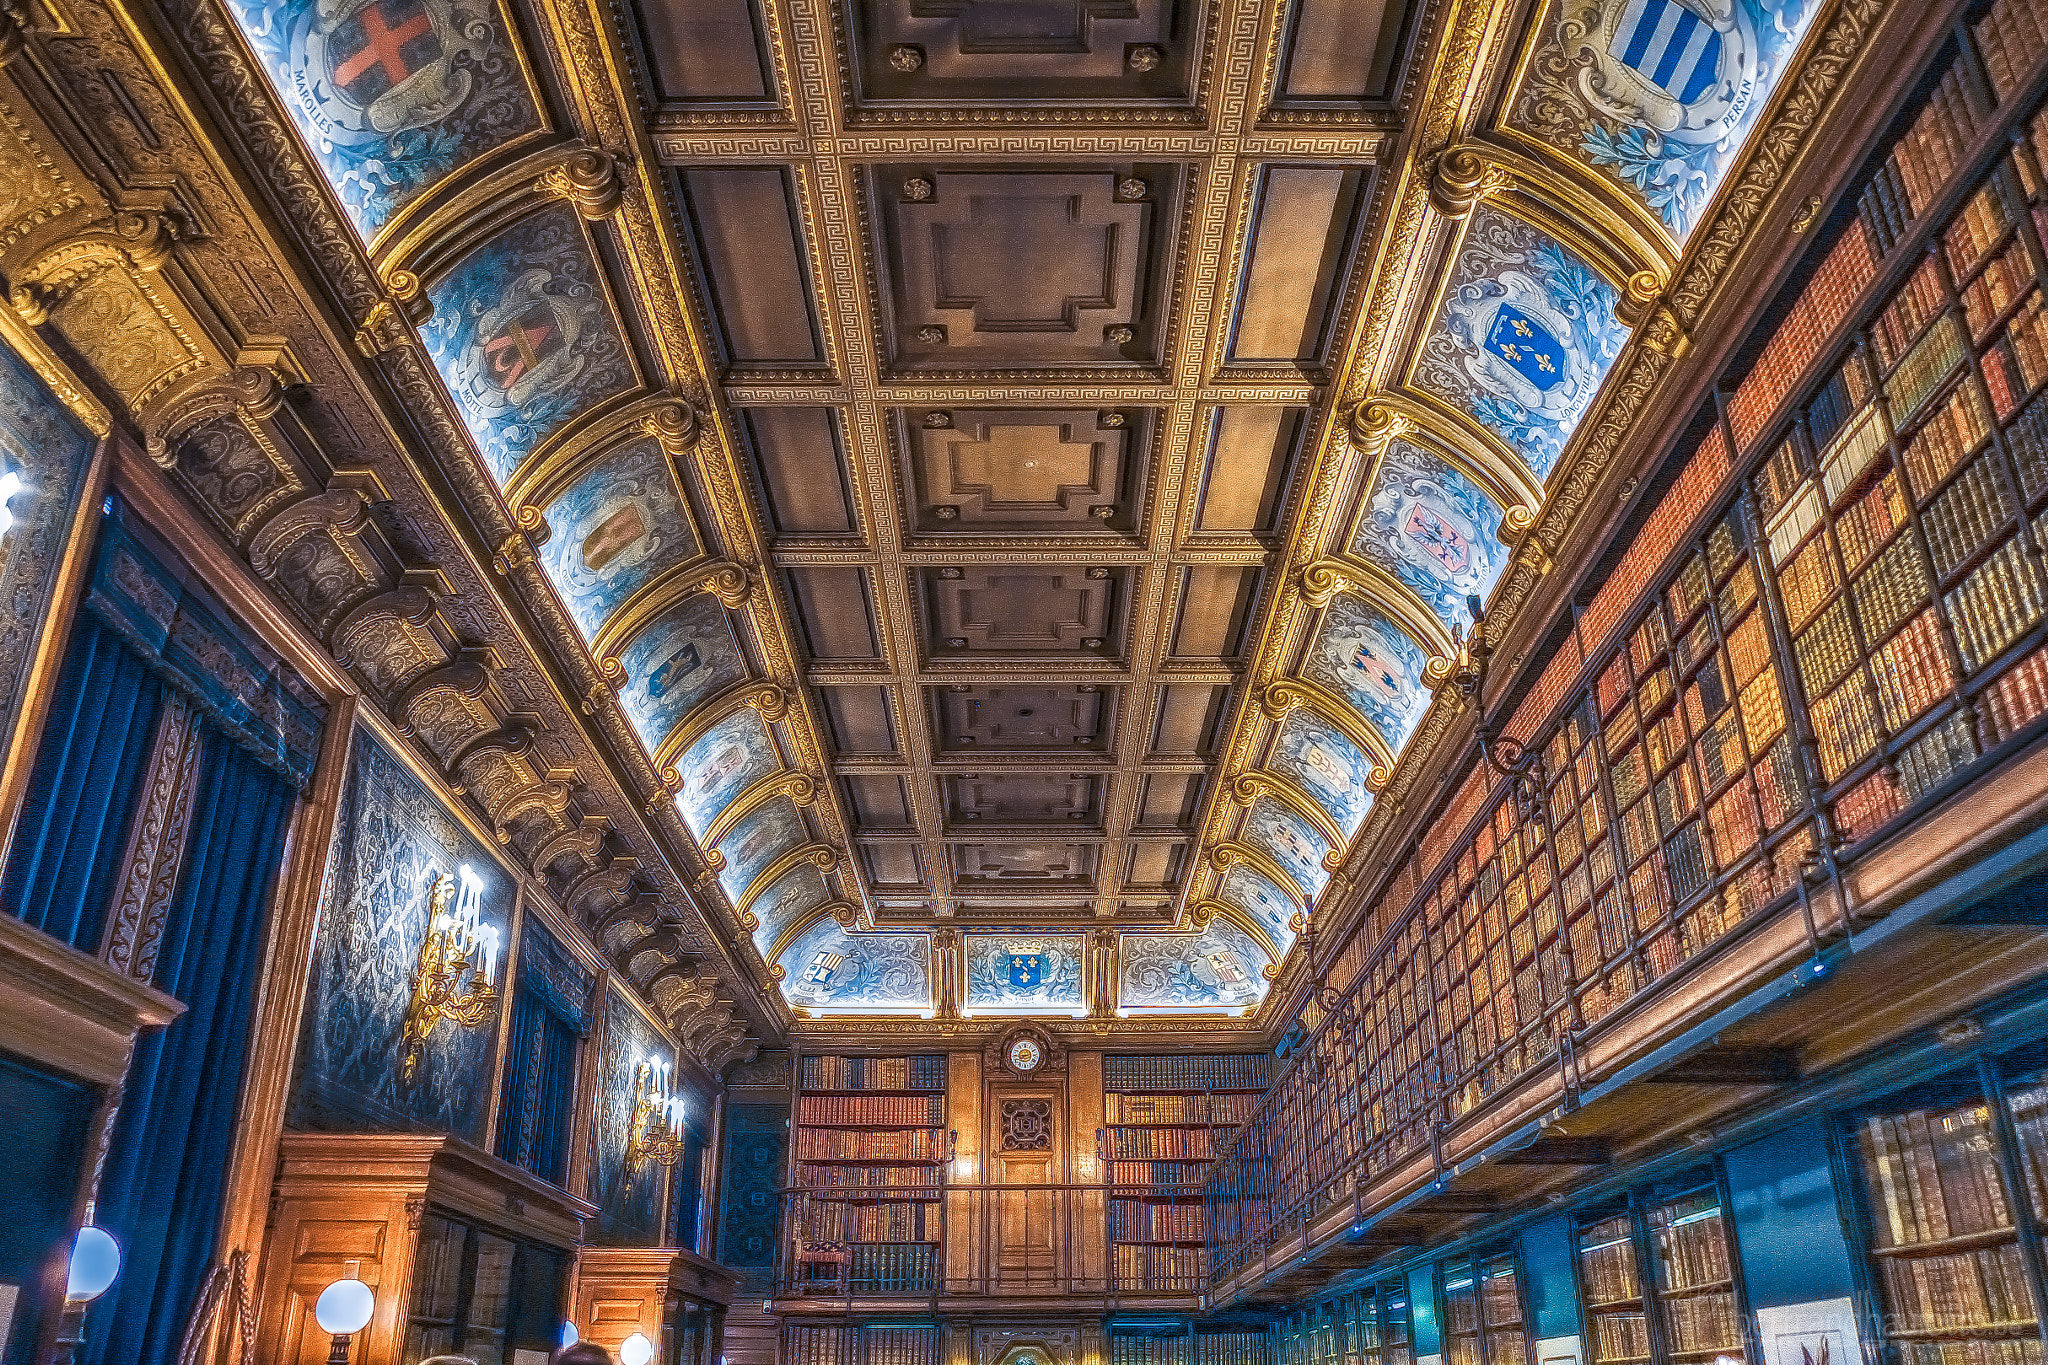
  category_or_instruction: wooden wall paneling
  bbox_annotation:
[258,1134,597,1365]
[1069,1049,1109,1290]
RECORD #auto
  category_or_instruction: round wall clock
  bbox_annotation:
[1007,1036,1045,1074]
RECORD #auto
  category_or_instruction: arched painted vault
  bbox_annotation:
[215,0,1837,1021]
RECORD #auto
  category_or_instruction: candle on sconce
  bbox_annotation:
[481,924,500,985]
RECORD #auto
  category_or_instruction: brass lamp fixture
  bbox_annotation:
[623,1055,686,1190]
[398,865,499,1084]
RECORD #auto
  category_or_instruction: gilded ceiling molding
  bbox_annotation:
[761,900,863,968]
[1297,559,1457,658]
[1256,680,1399,774]
[1437,140,1676,283]
[506,394,702,514]
[588,558,750,665]
[1228,772,1349,854]
[700,772,819,853]
[734,845,841,921]
[647,679,792,781]
[1340,397,1542,539]
[1186,896,1289,963]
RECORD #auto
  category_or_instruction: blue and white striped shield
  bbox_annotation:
[1610,0,1724,105]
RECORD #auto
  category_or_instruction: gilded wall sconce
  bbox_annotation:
[624,1055,686,1190]
[398,865,499,1084]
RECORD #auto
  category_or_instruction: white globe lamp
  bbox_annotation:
[621,1331,657,1365]
[314,1265,375,1365]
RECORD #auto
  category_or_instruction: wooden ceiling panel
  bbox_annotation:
[1272,0,1416,105]
[948,774,1103,825]
[1171,566,1262,659]
[901,407,1148,533]
[820,686,898,756]
[844,776,916,828]
[787,568,881,659]
[1151,683,1229,754]
[953,841,1099,887]
[863,843,926,888]
[739,407,859,536]
[933,684,1114,751]
[841,0,1201,107]
[1125,842,1188,888]
[923,566,1125,656]
[869,165,1180,376]
[1195,406,1308,532]
[1137,774,1204,828]
[1228,167,1369,366]
[634,0,775,106]
[674,168,825,370]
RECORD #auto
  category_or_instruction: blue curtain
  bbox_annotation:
[496,984,581,1187]
[84,734,295,1365]
[0,617,166,949]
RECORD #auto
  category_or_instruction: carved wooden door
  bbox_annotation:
[989,1092,1059,1291]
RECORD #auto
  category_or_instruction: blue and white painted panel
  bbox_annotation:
[1118,920,1271,1013]
[715,796,807,905]
[613,595,747,756]
[538,435,698,641]
[224,0,545,236]
[1218,864,1301,951]
[1301,596,1431,751]
[673,708,780,837]
[749,863,831,958]
[1242,797,1334,900]
[424,204,637,482]
[963,933,1085,1015]
[777,920,933,1014]
[1354,439,1510,635]
[1507,0,1827,238]
[1266,710,1376,840]
[1410,206,1624,479]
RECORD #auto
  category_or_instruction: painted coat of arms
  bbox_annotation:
[229,0,542,233]
[1357,440,1508,631]
[425,206,636,481]
[965,935,1083,1011]
[1413,206,1623,478]
[1510,0,1823,235]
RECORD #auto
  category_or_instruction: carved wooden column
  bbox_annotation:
[257,1133,595,1365]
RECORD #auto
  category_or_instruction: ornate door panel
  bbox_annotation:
[988,1088,1061,1290]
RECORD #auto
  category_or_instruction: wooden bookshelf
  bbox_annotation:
[1442,1251,1528,1365]
[1104,1053,1270,1292]
[1208,8,2048,1282]
[784,1323,940,1365]
[1646,1184,1745,1365]
[1851,1084,2044,1365]
[791,1053,946,1295]
[1112,1329,1274,1365]
[1278,1280,1413,1365]
[1579,1209,1653,1365]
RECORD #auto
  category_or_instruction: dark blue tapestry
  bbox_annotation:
[0,337,94,780]
[718,1104,788,1266]
[226,0,545,237]
[589,985,673,1244]
[424,203,638,482]
[288,726,511,1140]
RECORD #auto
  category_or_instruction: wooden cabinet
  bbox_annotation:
[257,1133,594,1365]
[570,1246,734,1365]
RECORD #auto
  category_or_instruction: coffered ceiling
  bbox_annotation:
[178,0,1843,1031]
